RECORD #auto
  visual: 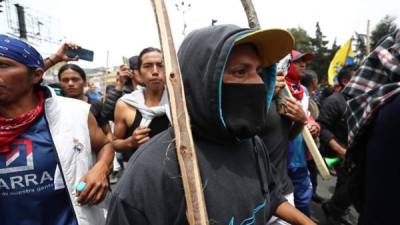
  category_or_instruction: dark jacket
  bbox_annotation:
[106,25,285,225]
[87,98,106,126]
[100,85,132,122]
[260,100,293,195]
[317,92,348,156]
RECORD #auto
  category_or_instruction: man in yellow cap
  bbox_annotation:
[106,25,315,225]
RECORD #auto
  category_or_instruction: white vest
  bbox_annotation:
[44,88,109,225]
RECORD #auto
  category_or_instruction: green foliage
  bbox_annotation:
[287,21,375,83]
[331,38,339,52]
[309,22,330,82]
[354,32,367,64]
[310,22,329,53]
[287,27,313,53]
[370,15,398,49]
[329,38,340,64]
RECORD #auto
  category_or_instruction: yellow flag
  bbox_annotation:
[328,39,354,85]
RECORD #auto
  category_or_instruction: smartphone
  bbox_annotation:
[66,47,94,62]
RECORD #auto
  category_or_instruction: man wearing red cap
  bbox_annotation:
[285,50,320,217]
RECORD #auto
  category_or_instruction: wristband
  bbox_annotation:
[46,57,56,65]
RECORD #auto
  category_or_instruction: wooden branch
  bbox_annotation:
[302,128,332,180]
[150,0,209,224]
[240,0,261,30]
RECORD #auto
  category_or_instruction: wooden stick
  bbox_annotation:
[239,0,331,180]
[150,0,209,224]
[240,0,261,30]
[282,85,332,180]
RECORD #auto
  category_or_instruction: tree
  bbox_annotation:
[328,38,340,62]
[309,22,330,82]
[370,15,397,49]
[287,27,313,53]
[0,0,4,13]
[354,32,367,64]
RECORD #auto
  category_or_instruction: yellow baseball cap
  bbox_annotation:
[235,28,294,67]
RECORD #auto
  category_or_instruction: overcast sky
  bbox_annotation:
[1,0,399,68]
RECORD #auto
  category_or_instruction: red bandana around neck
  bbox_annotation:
[0,91,45,152]
[285,63,304,100]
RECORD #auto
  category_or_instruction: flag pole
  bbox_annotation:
[366,20,371,54]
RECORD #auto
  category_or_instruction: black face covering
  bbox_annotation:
[221,83,267,139]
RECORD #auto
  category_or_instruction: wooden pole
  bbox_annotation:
[240,0,261,30]
[281,85,332,179]
[274,85,331,179]
[239,0,331,179]
[150,0,209,224]
[366,20,371,54]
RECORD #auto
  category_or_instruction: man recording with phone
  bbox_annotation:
[43,43,80,70]
[100,56,143,123]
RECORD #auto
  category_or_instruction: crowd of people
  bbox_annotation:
[0,24,399,225]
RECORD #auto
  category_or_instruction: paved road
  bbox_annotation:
[310,175,359,225]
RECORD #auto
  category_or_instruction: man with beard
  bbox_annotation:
[106,25,315,225]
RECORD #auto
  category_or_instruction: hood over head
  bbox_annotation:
[177,24,293,143]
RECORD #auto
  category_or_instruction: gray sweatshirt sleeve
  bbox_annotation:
[254,137,287,215]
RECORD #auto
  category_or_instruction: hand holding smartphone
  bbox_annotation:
[66,47,94,62]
